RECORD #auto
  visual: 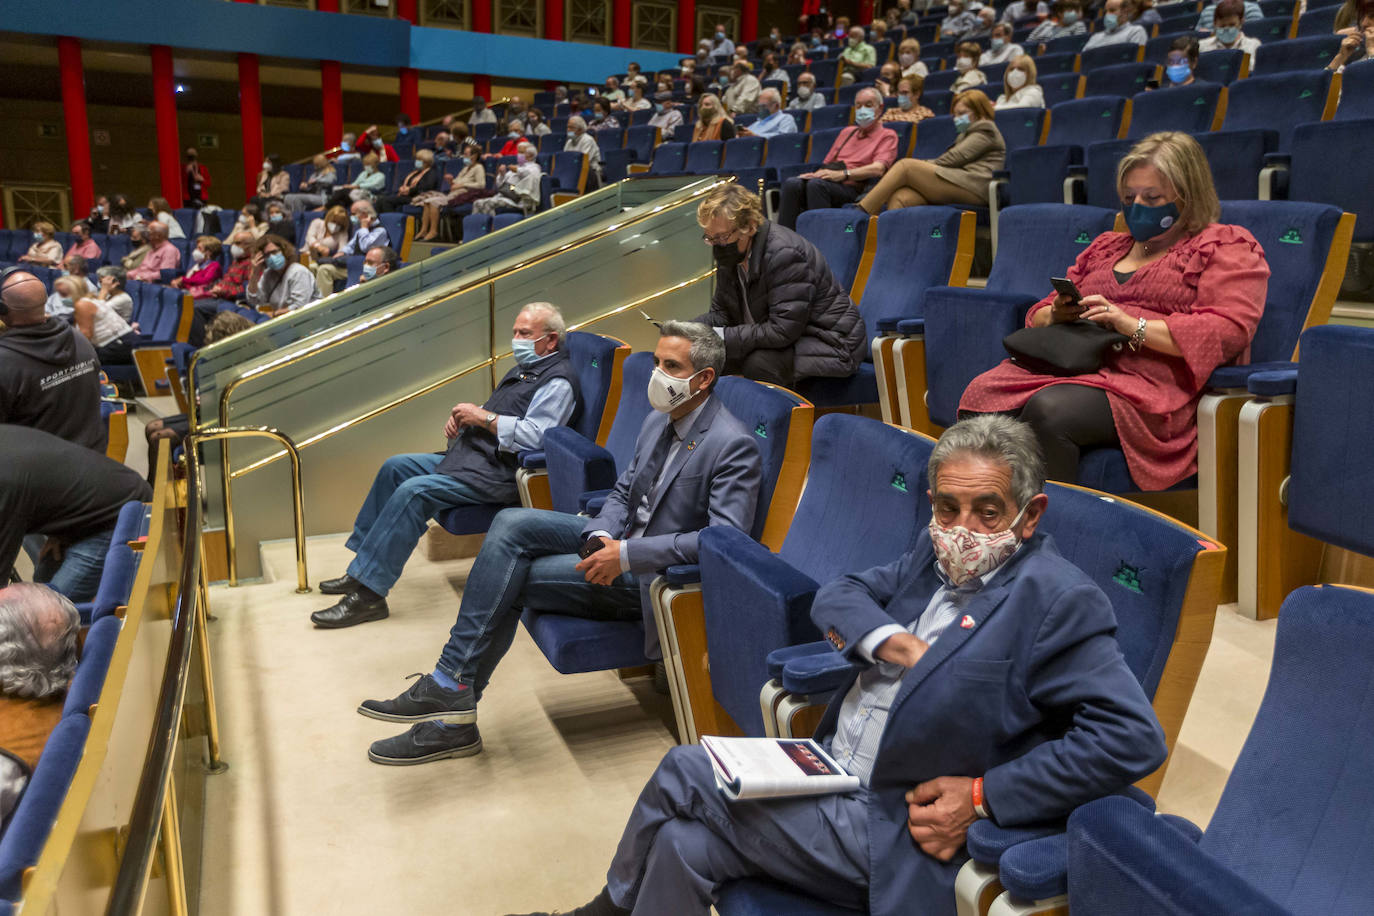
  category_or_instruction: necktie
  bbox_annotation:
[628,421,677,518]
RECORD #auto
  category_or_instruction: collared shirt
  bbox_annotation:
[648,108,685,139]
[787,91,828,111]
[565,131,603,176]
[748,110,799,138]
[1083,23,1149,50]
[840,41,878,68]
[128,242,181,282]
[711,38,737,60]
[65,239,101,261]
[1027,18,1087,42]
[1001,0,1048,22]
[822,125,900,182]
[828,555,1015,786]
[342,225,389,257]
[494,356,577,453]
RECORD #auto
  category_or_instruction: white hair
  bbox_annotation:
[0,584,81,699]
[517,141,538,159]
[520,301,566,337]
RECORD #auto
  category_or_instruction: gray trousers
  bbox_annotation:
[606,746,870,914]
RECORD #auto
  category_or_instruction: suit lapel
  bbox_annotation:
[646,396,719,518]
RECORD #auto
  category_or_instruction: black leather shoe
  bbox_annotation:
[504,887,629,916]
[310,591,389,628]
[319,573,362,595]
[357,674,477,724]
[368,722,482,765]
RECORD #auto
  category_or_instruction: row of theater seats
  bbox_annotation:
[0,501,149,908]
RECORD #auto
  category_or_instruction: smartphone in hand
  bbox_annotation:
[1050,276,1082,302]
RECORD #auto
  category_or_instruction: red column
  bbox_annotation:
[859,0,875,23]
[678,0,697,55]
[238,53,264,203]
[396,0,421,122]
[57,37,95,219]
[473,0,493,103]
[544,0,563,41]
[149,45,183,208]
[613,0,631,47]
[321,60,343,148]
[741,0,759,43]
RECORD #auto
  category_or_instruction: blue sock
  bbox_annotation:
[430,666,460,691]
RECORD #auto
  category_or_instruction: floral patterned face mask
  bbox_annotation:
[928,503,1028,586]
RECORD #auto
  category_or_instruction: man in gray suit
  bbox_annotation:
[357,320,764,765]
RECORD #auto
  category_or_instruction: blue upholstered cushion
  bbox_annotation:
[714,377,808,542]
[716,878,862,915]
[999,834,1070,900]
[766,640,832,681]
[967,820,1068,864]
[779,648,855,696]
[796,363,879,408]
[0,714,91,899]
[923,287,1037,428]
[1246,368,1298,397]
[1207,361,1297,390]
[662,565,701,587]
[436,503,510,536]
[581,492,611,515]
[875,317,901,333]
[519,450,547,469]
[111,500,146,546]
[520,609,649,674]
[546,426,619,517]
[62,616,120,719]
[92,544,137,621]
[894,318,925,335]
[1075,449,1196,493]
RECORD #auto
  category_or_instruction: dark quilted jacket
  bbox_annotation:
[700,220,867,379]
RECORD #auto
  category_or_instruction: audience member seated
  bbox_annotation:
[1084,0,1149,49]
[786,41,809,65]
[940,0,982,40]
[1134,0,1164,29]
[126,220,181,283]
[360,245,398,284]
[709,24,736,61]
[1029,0,1087,46]
[362,127,398,164]
[840,25,878,82]
[787,72,827,111]
[264,200,292,237]
[18,221,63,268]
[314,202,387,296]
[1003,0,1050,22]
[870,19,890,43]
[1,426,152,602]
[250,153,291,210]
[1196,0,1262,32]
[284,154,338,216]
[333,131,361,163]
[983,22,1027,64]
[64,220,101,262]
[356,319,763,763]
[952,41,990,92]
[588,99,622,133]
[183,146,210,208]
[859,90,1004,213]
[1328,8,1374,71]
[86,195,110,235]
[899,37,929,79]
[723,61,762,115]
[170,235,224,298]
[327,152,387,210]
[961,132,1269,487]
[413,143,486,241]
[205,231,255,305]
[739,89,797,139]
[525,108,552,137]
[105,194,142,236]
[1198,0,1261,56]
[648,94,684,140]
[469,95,498,129]
[562,118,603,188]
[0,269,105,452]
[692,94,737,142]
[119,224,151,272]
[473,144,543,216]
[886,76,937,122]
[249,235,320,317]
[616,81,652,114]
[966,6,1000,41]
[303,205,351,266]
[46,275,83,324]
[600,76,626,106]
[232,203,266,240]
[759,51,790,89]
[0,584,81,801]
[874,61,904,97]
[1160,37,1202,88]
[148,196,185,239]
[497,121,530,157]
[996,56,1045,108]
[377,148,440,213]
[509,414,1168,916]
[696,184,865,387]
[778,88,898,229]
[309,303,582,630]
[60,254,99,297]
[73,267,137,367]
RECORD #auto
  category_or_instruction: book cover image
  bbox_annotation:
[780,739,837,777]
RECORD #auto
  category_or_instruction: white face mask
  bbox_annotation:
[230,244,245,259]
[956,56,974,71]
[326,222,340,234]
[647,366,704,413]
[929,503,1029,586]
[1005,69,1028,89]
[191,248,205,263]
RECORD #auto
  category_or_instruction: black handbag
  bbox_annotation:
[1002,320,1129,377]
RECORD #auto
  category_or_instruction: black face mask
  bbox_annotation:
[712,243,745,267]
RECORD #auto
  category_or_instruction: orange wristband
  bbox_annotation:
[971,777,989,819]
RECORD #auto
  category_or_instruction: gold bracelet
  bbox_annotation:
[1129,316,1147,351]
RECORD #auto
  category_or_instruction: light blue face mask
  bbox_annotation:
[361,263,378,280]
[854,105,877,126]
[1165,63,1191,83]
[1215,25,1240,45]
[511,333,549,366]
[266,252,287,272]
[1103,12,1119,29]
[990,37,1005,50]
[898,93,913,110]
[953,113,972,133]
[33,232,43,241]
[413,159,425,170]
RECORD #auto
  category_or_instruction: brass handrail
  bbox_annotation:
[188,427,311,590]
[225,268,715,479]
[289,97,516,165]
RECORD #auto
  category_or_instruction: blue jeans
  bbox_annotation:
[345,453,489,596]
[436,507,641,698]
[606,746,870,915]
[25,528,114,603]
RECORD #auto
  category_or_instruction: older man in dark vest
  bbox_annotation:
[310,302,582,629]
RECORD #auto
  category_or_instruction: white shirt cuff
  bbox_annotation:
[495,414,514,450]
[856,624,908,663]
[713,327,725,339]
[618,539,630,574]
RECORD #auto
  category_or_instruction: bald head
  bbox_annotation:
[1,270,50,323]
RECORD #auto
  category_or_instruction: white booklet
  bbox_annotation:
[701,736,862,801]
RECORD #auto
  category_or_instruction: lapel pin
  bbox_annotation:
[686,440,696,451]
[960,615,976,629]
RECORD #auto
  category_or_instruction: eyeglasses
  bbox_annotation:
[701,227,738,245]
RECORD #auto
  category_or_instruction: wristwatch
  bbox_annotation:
[486,412,497,429]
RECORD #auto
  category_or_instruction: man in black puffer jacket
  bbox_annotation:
[694,184,866,387]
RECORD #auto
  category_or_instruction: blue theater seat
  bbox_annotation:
[1283,119,1374,244]
[0,714,92,899]
[1334,59,1374,120]
[1080,43,1146,72]
[1253,34,1344,73]
[1002,96,1127,206]
[1082,62,1159,98]
[62,615,121,718]
[1194,48,1247,84]
[808,103,853,132]
[993,107,1048,152]
[645,142,687,175]
[795,208,869,294]
[461,213,491,241]
[684,140,724,173]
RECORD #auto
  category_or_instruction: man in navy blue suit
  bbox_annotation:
[511,414,1167,916]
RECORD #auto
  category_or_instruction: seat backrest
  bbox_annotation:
[987,204,1119,296]
[172,207,196,238]
[763,132,809,166]
[809,58,841,87]
[1044,31,1092,55]
[1288,119,1374,243]
[712,377,813,544]
[1045,95,1129,146]
[857,206,971,327]
[377,212,407,251]
[1036,50,1082,75]
[912,115,958,159]
[562,331,628,442]
[1296,4,1340,35]
[62,614,121,718]
[1194,47,1247,84]
[649,142,687,173]
[1254,34,1345,74]
[1335,59,1374,120]
[1080,43,1145,72]
[836,81,874,106]
[795,208,870,293]
[551,151,586,191]
[217,210,239,238]
[1197,585,1374,912]
[684,140,724,172]
[595,128,626,154]
[1245,13,1296,42]
[538,132,566,153]
[994,107,1048,151]
[1222,69,1333,150]
[601,350,656,472]
[462,213,491,241]
[810,103,854,132]
[624,124,659,161]
[1144,31,1194,63]
[0,713,92,899]
[1040,71,1087,107]
[1127,81,1222,137]
[1219,200,1349,362]
[1289,326,1374,551]
[805,127,846,162]
[722,137,765,168]
[1083,62,1159,98]
[492,213,523,231]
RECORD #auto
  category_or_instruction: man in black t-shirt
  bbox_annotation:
[0,269,106,453]
[0,426,152,602]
